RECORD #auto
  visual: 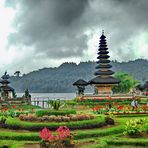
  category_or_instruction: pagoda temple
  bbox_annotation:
[0,71,15,98]
[73,79,88,95]
[89,31,120,94]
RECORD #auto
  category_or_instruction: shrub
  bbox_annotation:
[48,99,65,110]
[123,118,147,136]
[36,109,76,117]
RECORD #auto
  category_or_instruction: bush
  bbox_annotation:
[48,100,65,110]
[35,109,76,117]
[123,118,147,136]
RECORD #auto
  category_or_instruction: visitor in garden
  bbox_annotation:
[131,100,135,110]
[134,99,138,110]
[131,100,138,110]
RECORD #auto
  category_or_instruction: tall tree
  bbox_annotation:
[112,72,139,93]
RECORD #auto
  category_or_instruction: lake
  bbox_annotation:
[17,93,76,100]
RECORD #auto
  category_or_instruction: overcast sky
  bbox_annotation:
[0,0,148,76]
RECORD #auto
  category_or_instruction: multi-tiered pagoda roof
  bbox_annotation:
[0,71,14,92]
[89,32,120,84]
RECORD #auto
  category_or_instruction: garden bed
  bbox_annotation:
[35,109,76,117]
[106,112,148,115]
[19,114,95,122]
[1,116,108,131]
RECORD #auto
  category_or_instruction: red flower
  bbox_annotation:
[113,102,118,106]
[142,105,148,111]
[97,105,103,109]
[106,102,109,105]
[2,108,9,112]
[12,106,16,109]
[117,105,124,110]
[40,127,53,140]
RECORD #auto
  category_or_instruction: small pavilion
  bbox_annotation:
[88,32,120,95]
[73,79,88,95]
[0,71,15,98]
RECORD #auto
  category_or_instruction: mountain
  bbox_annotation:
[9,59,148,93]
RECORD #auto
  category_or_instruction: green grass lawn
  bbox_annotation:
[0,108,147,147]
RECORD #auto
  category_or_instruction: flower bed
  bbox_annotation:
[92,104,148,115]
[39,126,74,148]
[2,116,106,131]
[19,114,95,122]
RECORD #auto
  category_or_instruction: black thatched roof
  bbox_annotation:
[94,70,114,76]
[96,64,112,69]
[73,79,88,86]
[1,71,10,80]
[89,76,120,84]
[97,59,110,64]
[97,55,110,59]
[0,86,14,91]
[98,51,109,54]
[0,79,10,84]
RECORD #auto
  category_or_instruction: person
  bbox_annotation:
[134,99,138,110]
[131,100,135,110]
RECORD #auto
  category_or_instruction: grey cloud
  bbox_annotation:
[7,0,89,59]
[6,0,148,62]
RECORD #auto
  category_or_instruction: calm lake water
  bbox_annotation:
[17,93,76,108]
[17,93,76,100]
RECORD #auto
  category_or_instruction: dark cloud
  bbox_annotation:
[7,0,89,59]
[6,0,148,62]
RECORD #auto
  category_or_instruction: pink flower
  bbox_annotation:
[56,126,70,139]
[40,127,53,140]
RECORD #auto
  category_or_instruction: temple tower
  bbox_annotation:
[89,31,120,94]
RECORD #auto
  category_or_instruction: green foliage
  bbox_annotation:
[10,59,148,93]
[124,118,147,136]
[23,89,31,98]
[5,116,104,131]
[48,99,65,110]
[0,115,7,123]
[12,91,17,98]
[36,109,76,117]
[106,138,148,147]
[112,72,139,93]
[0,132,39,141]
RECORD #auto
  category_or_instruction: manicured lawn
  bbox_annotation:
[0,106,148,147]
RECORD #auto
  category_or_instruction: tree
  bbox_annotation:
[14,71,21,77]
[112,72,139,93]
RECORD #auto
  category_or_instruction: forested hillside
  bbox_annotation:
[10,59,148,93]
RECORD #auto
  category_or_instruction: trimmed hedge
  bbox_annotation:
[3,116,106,131]
[106,138,148,146]
[74,125,125,140]
[115,114,148,118]
[35,109,76,117]
[0,125,123,141]
[0,132,39,141]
